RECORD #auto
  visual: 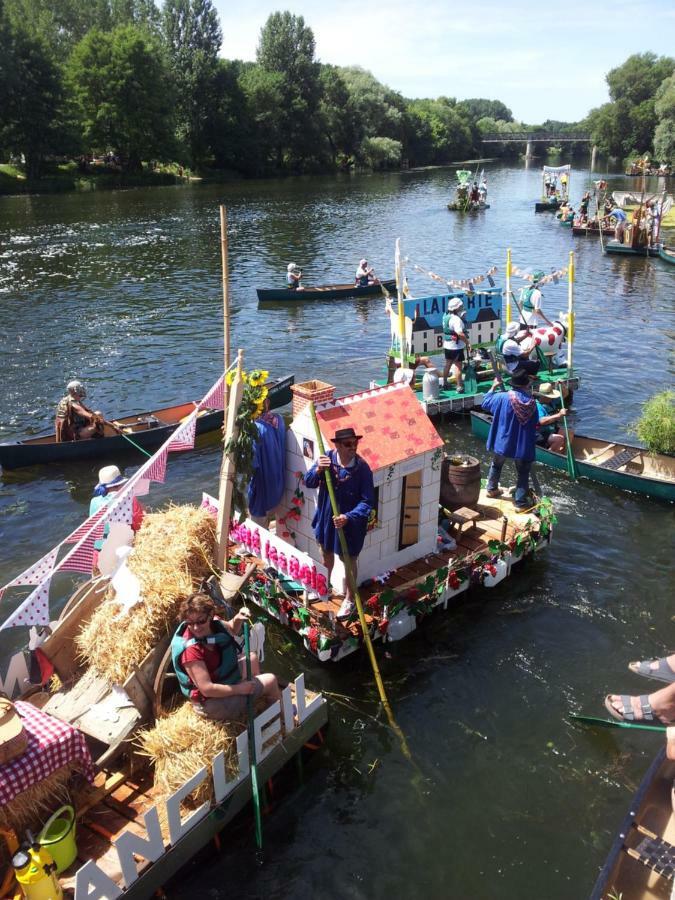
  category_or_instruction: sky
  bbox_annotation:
[214,0,675,123]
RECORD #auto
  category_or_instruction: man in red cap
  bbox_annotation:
[304,427,374,620]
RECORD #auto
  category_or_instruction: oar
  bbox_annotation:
[308,402,413,763]
[556,381,577,480]
[464,345,478,394]
[243,620,264,861]
[104,420,153,459]
[569,713,667,734]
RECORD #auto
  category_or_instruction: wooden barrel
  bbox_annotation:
[440,455,481,511]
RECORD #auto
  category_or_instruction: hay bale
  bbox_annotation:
[76,505,216,685]
[0,763,74,834]
[137,704,242,810]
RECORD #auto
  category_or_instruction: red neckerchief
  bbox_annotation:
[508,390,537,425]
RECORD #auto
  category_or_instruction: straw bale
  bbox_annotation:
[137,703,243,811]
[76,505,216,685]
[0,763,74,834]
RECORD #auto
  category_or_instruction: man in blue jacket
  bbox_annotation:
[481,370,539,512]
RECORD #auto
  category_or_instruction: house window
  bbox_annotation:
[398,470,422,549]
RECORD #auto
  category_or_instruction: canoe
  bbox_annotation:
[590,747,675,900]
[470,410,675,502]
[659,245,675,264]
[447,201,490,211]
[0,374,294,470]
[605,240,662,257]
[572,221,614,237]
[256,279,396,303]
[535,199,562,212]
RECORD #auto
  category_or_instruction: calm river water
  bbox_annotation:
[0,163,673,899]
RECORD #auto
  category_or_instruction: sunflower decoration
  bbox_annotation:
[223,369,271,513]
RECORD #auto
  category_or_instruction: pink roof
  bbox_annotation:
[315,383,444,471]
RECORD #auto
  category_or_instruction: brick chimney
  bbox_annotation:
[290,380,335,419]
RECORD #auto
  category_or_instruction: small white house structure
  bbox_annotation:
[282,380,445,591]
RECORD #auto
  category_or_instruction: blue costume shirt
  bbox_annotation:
[247,412,286,517]
[481,389,539,462]
[304,450,374,558]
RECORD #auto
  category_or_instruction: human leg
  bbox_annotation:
[486,454,505,497]
[605,683,675,725]
[514,458,532,509]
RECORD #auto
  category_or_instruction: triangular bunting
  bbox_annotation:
[6,548,58,588]
[201,376,225,410]
[108,494,133,525]
[131,477,151,497]
[58,530,97,574]
[0,577,52,630]
[168,415,196,452]
[65,505,108,543]
[144,448,167,483]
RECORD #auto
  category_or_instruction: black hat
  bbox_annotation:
[510,370,534,387]
[331,427,363,442]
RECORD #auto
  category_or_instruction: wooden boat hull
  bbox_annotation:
[0,374,294,470]
[590,748,675,900]
[256,279,396,302]
[447,202,490,211]
[470,411,675,502]
[659,245,675,264]
[605,240,661,257]
[572,223,614,237]
[535,199,562,212]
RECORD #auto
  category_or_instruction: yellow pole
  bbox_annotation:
[505,248,512,325]
[308,402,412,762]
[395,238,406,369]
[567,250,575,371]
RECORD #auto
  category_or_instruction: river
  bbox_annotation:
[0,162,673,898]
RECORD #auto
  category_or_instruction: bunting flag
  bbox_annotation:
[108,493,133,525]
[5,548,58,588]
[144,447,167,483]
[405,259,498,291]
[59,529,99,573]
[0,577,53,630]
[511,265,568,286]
[200,376,225,411]
[168,415,196,452]
[201,492,219,518]
[131,477,151,497]
[64,505,108,544]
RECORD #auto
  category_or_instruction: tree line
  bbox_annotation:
[0,0,672,180]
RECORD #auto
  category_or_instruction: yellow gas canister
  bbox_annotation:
[12,845,63,900]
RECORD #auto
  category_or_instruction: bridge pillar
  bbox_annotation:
[591,144,598,170]
[525,140,534,160]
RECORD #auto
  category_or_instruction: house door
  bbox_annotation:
[398,470,422,549]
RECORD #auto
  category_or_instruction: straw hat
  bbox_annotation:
[535,383,561,400]
[97,465,128,488]
[287,262,298,272]
[505,322,520,337]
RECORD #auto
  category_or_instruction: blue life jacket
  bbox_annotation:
[171,618,240,698]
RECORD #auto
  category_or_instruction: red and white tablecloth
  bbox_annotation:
[0,701,95,806]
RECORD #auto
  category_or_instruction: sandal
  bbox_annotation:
[604,693,673,726]
[627,657,675,685]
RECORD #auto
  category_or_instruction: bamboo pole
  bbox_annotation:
[308,401,412,762]
[566,250,574,371]
[216,349,245,570]
[505,248,512,325]
[220,205,230,371]
[395,238,406,369]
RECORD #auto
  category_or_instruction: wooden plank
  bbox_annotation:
[83,805,148,841]
[43,668,110,723]
[400,470,422,547]
[42,579,109,680]
[72,768,131,819]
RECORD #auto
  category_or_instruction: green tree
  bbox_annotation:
[405,97,472,165]
[654,119,675,163]
[318,64,354,166]
[67,25,174,171]
[256,11,321,169]
[361,136,401,170]
[162,0,222,167]
[607,52,674,106]
[237,63,285,175]
[457,98,513,123]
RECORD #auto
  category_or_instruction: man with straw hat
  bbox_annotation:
[304,427,374,621]
[534,384,568,453]
[480,370,539,512]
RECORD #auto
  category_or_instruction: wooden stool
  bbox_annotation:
[448,507,481,534]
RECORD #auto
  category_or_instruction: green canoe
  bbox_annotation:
[470,411,675,502]
[658,245,675,264]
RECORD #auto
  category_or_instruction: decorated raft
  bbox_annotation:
[535,164,570,212]
[226,379,555,663]
[446,168,489,211]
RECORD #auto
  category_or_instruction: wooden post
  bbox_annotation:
[566,250,574,371]
[220,206,230,371]
[216,349,245,571]
[505,248,512,325]
[395,238,406,369]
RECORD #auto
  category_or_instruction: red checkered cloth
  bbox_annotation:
[0,701,95,806]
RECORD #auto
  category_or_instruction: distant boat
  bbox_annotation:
[659,245,675,264]
[605,239,661,258]
[589,748,675,900]
[0,375,294,470]
[571,219,613,237]
[470,411,675,502]
[535,197,562,212]
[256,280,395,303]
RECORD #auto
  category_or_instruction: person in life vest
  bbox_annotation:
[496,322,540,378]
[519,273,553,328]
[287,262,303,290]
[442,297,470,392]
[355,258,376,287]
[172,592,280,722]
[55,380,105,442]
[533,383,568,453]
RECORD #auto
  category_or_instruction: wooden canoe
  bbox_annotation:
[659,245,675,264]
[470,410,675,502]
[535,199,562,212]
[572,220,614,237]
[0,374,294,470]
[256,279,395,303]
[589,747,675,900]
[605,240,662,258]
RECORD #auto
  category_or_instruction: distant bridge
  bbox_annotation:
[481,132,591,143]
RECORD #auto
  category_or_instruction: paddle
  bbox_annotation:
[556,381,577,480]
[243,620,264,861]
[569,712,667,734]
[464,345,478,394]
[104,419,153,459]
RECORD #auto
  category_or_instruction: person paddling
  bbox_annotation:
[55,380,105,442]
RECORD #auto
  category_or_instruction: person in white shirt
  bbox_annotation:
[497,322,540,377]
[441,297,470,393]
[519,272,553,328]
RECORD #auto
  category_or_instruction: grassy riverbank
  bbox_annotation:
[0,161,192,196]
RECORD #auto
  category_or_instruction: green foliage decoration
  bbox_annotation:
[630,391,675,455]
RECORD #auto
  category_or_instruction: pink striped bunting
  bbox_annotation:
[168,415,196,452]
[65,505,108,543]
[0,577,52,630]
[144,447,167,483]
[201,376,225,410]
[59,530,97,574]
